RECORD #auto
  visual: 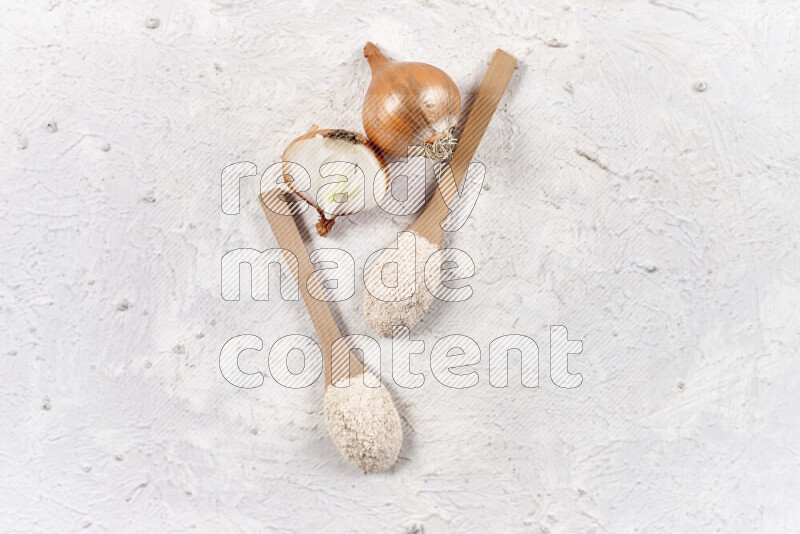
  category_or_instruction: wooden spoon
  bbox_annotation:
[363,49,517,336]
[259,189,403,473]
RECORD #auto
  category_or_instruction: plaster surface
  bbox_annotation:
[2,1,799,532]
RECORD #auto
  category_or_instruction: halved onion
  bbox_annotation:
[282,126,390,236]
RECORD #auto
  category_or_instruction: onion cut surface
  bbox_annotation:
[282,127,389,236]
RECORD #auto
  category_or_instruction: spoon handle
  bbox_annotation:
[259,189,360,387]
[411,49,517,243]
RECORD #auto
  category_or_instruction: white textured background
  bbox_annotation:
[2,0,800,532]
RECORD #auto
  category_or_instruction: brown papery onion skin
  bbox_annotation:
[362,42,461,161]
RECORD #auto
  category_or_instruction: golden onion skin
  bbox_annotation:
[362,42,461,159]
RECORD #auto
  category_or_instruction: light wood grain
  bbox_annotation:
[259,189,362,388]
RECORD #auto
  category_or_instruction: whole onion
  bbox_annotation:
[362,42,461,161]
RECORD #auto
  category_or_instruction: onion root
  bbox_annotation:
[424,129,458,162]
